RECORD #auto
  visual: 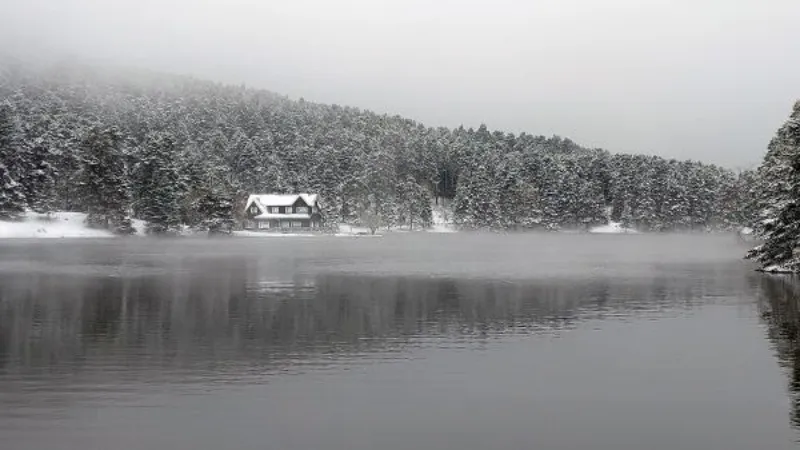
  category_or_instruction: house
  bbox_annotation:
[243,193,322,230]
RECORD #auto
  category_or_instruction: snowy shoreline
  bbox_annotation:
[588,222,637,234]
[0,212,121,239]
[0,211,454,239]
[1,213,750,241]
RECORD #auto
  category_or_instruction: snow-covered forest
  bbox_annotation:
[746,101,800,272]
[0,60,758,234]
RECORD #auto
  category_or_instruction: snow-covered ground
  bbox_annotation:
[0,212,114,238]
[233,228,382,238]
[588,221,638,234]
[335,224,375,236]
[131,219,147,236]
[233,230,317,238]
[429,202,456,233]
[0,212,149,239]
[760,264,795,274]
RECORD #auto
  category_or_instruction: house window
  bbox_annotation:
[270,206,280,214]
[295,206,309,214]
[258,221,269,229]
[249,205,260,215]
[292,221,303,228]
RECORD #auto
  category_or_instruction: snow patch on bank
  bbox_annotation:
[131,219,147,236]
[233,230,316,238]
[336,224,375,236]
[760,264,795,274]
[0,212,114,238]
[589,221,638,234]
[429,202,456,233]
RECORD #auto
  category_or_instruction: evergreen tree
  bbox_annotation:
[357,149,398,229]
[0,104,26,219]
[747,101,800,271]
[19,138,57,214]
[196,186,236,235]
[76,127,134,234]
[132,132,182,235]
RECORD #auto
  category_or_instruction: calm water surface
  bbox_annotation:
[0,233,799,450]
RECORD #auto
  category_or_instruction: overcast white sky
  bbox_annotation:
[2,0,799,168]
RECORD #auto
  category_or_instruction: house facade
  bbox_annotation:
[243,194,322,230]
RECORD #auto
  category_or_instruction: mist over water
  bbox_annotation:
[0,234,798,450]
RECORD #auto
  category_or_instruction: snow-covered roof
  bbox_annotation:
[245,193,319,214]
[299,194,318,206]
[254,213,313,220]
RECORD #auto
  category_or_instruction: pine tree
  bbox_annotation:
[751,106,800,237]
[132,132,182,235]
[397,176,432,230]
[77,127,134,234]
[196,187,235,235]
[453,160,499,229]
[0,165,25,220]
[747,101,800,271]
[20,138,57,214]
[0,104,26,220]
[357,149,398,229]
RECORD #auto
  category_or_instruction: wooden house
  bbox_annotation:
[243,194,322,230]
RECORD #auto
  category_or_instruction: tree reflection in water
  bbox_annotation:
[758,275,800,429]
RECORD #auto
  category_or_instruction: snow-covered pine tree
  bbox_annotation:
[132,131,182,235]
[574,178,607,230]
[0,103,26,220]
[507,181,541,229]
[196,187,235,235]
[176,154,210,228]
[747,101,800,271]
[751,105,799,238]
[77,127,134,234]
[0,165,25,220]
[397,176,432,230]
[357,149,398,229]
[19,138,57,214]
[734,169,761,228]
[195,157,238,235]
[396,175,416,229]
[416,188,433,229]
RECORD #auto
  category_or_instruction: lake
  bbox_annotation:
[0,233,798,450]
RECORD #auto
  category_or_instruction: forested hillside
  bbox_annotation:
[746,101,800,271]
[0,60,756,234]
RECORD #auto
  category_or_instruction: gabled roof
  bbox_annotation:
[245,194,319,214]
[298,194,318,206]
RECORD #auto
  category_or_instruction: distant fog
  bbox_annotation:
[2,0,800,168]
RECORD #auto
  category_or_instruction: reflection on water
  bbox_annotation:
[0,237,798,450]
[758,276,800,429]
[0,258,755,378]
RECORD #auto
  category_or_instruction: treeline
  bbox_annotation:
[0,60,756,233]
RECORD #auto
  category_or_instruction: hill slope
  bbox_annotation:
[0,60,755,232]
